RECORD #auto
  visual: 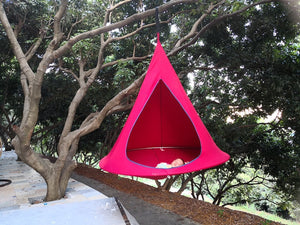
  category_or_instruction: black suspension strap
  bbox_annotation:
[0,179,12,187]
[155,7,160,34]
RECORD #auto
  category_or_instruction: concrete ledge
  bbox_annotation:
[0,151,139,225]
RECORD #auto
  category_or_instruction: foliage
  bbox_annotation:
[181,1,300,218]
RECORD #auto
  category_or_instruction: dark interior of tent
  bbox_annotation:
[126,80,201,168]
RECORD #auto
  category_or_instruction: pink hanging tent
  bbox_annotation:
[99,34,230,179]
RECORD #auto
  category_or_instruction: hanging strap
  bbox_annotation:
[155,7,160,40]
[0,179,12,187]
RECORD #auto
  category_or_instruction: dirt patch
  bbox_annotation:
[74,164,282,225]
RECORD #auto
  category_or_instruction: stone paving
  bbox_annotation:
[0,151,139,225]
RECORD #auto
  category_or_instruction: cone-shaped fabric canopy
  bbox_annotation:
[99,35,230,179]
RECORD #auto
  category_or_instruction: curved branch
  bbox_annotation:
[107,0,132,13]
[69,71,146,140]
[59,66,80,83]
[102,55,150,69]
[169,0,275,56]
[53,0,198,59]
[0,2,35,82]
[174,0,226,48]
[53,0,68,37]
[25,36,43,61]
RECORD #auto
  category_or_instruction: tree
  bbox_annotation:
[0,0,292,202]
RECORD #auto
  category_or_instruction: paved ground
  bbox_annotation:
[0,151,138,225]
[0,151,200,225]
[72,173,200,225]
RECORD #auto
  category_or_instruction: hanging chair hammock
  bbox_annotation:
[100,11,229,179]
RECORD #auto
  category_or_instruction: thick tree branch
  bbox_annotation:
[107,0,132,13]
[53,0,198,59]
[174,0,226,48]
[0,2,35,82]
[25,29,46,61]
[53,0,67,40]
[102,55,150,69]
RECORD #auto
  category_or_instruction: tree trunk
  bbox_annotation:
[12,134,77,202]
[44,160,76,201]
[45,171,63,201]
[160,175,181,191]
[177,172,202,194]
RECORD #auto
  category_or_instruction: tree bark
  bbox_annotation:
[44,159,76,201]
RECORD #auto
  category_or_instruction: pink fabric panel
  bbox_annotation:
[159,81,200,148]
[127,81,162,150]
[99,35,230,179]
[127,81,200,150]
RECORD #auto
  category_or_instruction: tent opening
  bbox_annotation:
[126,80,201,168]
[99,35,230,179]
